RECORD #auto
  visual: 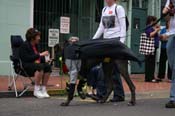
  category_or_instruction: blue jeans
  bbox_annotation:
[167,35,175,102]
[96,66,107,98]
[112,66,125,99]
[87,66,99,89]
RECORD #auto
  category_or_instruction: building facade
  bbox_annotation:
[0,0,163,75]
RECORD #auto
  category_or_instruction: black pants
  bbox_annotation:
[158,48,172,80]
[23,63,52,77]
[145,54,156,82]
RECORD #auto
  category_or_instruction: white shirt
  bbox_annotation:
[166,0,175,35]
[93,4,126,43]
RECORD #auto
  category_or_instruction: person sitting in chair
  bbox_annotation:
[19,28,52,98]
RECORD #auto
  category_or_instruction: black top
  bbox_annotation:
[64,43,80,60]
[19,41,44,64]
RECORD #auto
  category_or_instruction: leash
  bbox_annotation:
[143,13,169,31]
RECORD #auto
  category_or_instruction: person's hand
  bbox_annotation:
[160,35,169,41]
[155,26,161,32]
[163,7,170,14]
[40,51,49,56]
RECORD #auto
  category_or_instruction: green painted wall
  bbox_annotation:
[0,0,32,75]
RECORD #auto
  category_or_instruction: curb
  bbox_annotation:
[0,89,66,98]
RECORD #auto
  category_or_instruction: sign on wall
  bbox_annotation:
[60,17,70,34]
[48,29,59,47]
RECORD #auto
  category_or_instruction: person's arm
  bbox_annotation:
[163,0,170,14]
[118,17,126,43]
[93,9,105,39]
[150,27,160,38]
[117,6,126,43]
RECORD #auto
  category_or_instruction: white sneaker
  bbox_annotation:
[41,90,50,98]
[34,90,45,99]
[41,86,50,98]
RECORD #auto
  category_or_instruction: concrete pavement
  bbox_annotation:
[0,74,174,116]
[0,97,174,116]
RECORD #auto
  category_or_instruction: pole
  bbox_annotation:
[51,47,55,67]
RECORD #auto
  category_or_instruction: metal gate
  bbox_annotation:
[34,0,78,51]
[34,0,104,51]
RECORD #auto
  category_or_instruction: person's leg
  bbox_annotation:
[42,73,50,86]
[40,63,52,98]
[110,70,125,102]
[151,53,156,81]
[41,72,50,98]
[158,48,167,80]
[166,67,175,108]
[145,55,150,82]
[170,68,175,100]
[24,63,45,98]
[42,63,52,85]
[86,66,98,94]
[166,35,175,108]
[145,55,156,82]
[110,62,125,102]
[34,71,43,86]
[34,70,44,98]
[168,64,172,81]
[96,65,107,99]
[61,60,78,106]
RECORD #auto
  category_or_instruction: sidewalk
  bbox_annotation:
[0,74,171,97]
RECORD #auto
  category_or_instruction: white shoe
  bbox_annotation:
[34,90,45,99]
[41,86,50,98]
[41,90,50,98]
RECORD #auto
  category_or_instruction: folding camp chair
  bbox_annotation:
[8,35,35,97]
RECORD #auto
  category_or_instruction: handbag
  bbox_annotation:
[139,33,155,55]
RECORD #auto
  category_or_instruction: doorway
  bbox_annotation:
[131,8,147,73]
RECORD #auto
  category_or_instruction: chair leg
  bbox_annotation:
[9,75,18,88]
[11,70,18,97]
[18,86,31,97]
[8,63,15,90]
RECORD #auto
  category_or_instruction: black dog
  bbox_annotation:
[61,39,141,106]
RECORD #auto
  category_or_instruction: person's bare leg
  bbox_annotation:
[41,72,51,98]
[42,73,50,86]
[34,71,44,98]
[34,71,43,85]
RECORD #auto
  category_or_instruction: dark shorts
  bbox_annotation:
[23,63,52,76]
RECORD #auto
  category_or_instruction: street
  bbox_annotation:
[0,96,174,116]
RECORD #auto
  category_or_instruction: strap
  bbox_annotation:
[115,5,120,29]
[103,7,107,13]
[144,13,168,31]
[115,5,118,16]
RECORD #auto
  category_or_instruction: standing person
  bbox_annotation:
[19,28,52,98]
[158,20,172,82]
[93,0,126,102]
[163,0,175,108]
[144,16,161,83]
[61,37,86,106]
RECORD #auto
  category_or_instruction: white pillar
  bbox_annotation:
[127,0,132,74]
[30,0,34,27]
[119,0,132,74]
